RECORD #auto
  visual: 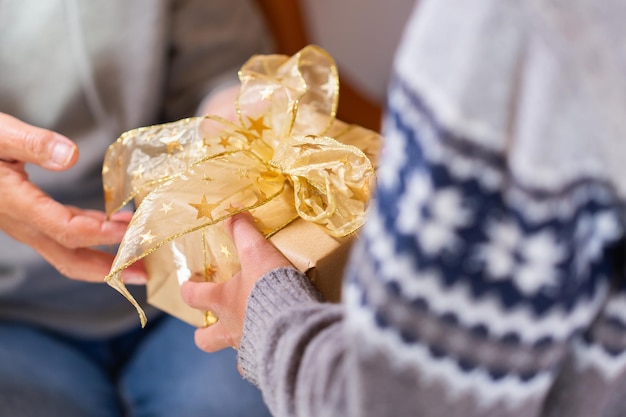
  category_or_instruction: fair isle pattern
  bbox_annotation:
[344,74,626,413]
[345,284,554,412]
[573,289,626,380]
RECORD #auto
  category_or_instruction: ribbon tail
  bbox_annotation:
[105,273,148,327]
[104,150,290,325]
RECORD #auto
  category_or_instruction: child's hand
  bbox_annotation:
[181,212,292,351]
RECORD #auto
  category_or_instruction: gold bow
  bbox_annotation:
[103,45,376,326]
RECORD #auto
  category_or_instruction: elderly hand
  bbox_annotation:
[181,212,292,352]
[0,112,147,283]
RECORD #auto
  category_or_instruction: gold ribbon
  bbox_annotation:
[103,45,376,326]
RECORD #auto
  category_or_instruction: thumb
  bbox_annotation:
[0,113,78,170]
[224,212,292,278]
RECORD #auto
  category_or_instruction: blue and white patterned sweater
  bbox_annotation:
[239,1,626,416]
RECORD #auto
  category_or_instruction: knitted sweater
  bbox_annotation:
[0,0,270,337]
[239,0,626,416]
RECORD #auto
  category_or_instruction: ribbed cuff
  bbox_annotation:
[238,266,322,385]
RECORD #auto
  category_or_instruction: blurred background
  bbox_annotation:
[255,0,416,132]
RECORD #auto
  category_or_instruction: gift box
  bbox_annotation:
[103,45,381,327]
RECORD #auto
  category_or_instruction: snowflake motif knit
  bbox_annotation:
[238,0,626,416]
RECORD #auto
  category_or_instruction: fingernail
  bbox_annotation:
[49,136,76,168]
[123,271,148,285]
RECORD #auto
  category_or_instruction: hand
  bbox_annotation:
[0,113,147,283]
[181,212,292,351]
[198,84,240,123]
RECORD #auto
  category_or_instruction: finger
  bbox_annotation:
[120,259,148,285]
[40,233,146,283]
[224,213,291,277]
[48,206,130,248]
[224,212,266,248]
[180,281,221,313]
[181,281,238,352]
[194,323,237,353]
[6,185,130,248]
[108,210,135,223]
[25,227,144,282]
[0,113,78,170]
[67,206,134,223]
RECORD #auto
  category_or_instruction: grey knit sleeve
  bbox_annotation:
[238,267,350,417]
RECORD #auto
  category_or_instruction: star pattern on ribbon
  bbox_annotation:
[101,45,380,327]
[189,195,218,221]
[140,230,156,244]
[246,116,271,137]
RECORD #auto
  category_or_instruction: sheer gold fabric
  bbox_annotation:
[102,46,379,326]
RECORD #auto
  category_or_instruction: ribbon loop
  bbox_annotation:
[102,45,378,326]
[273,135,373,236]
